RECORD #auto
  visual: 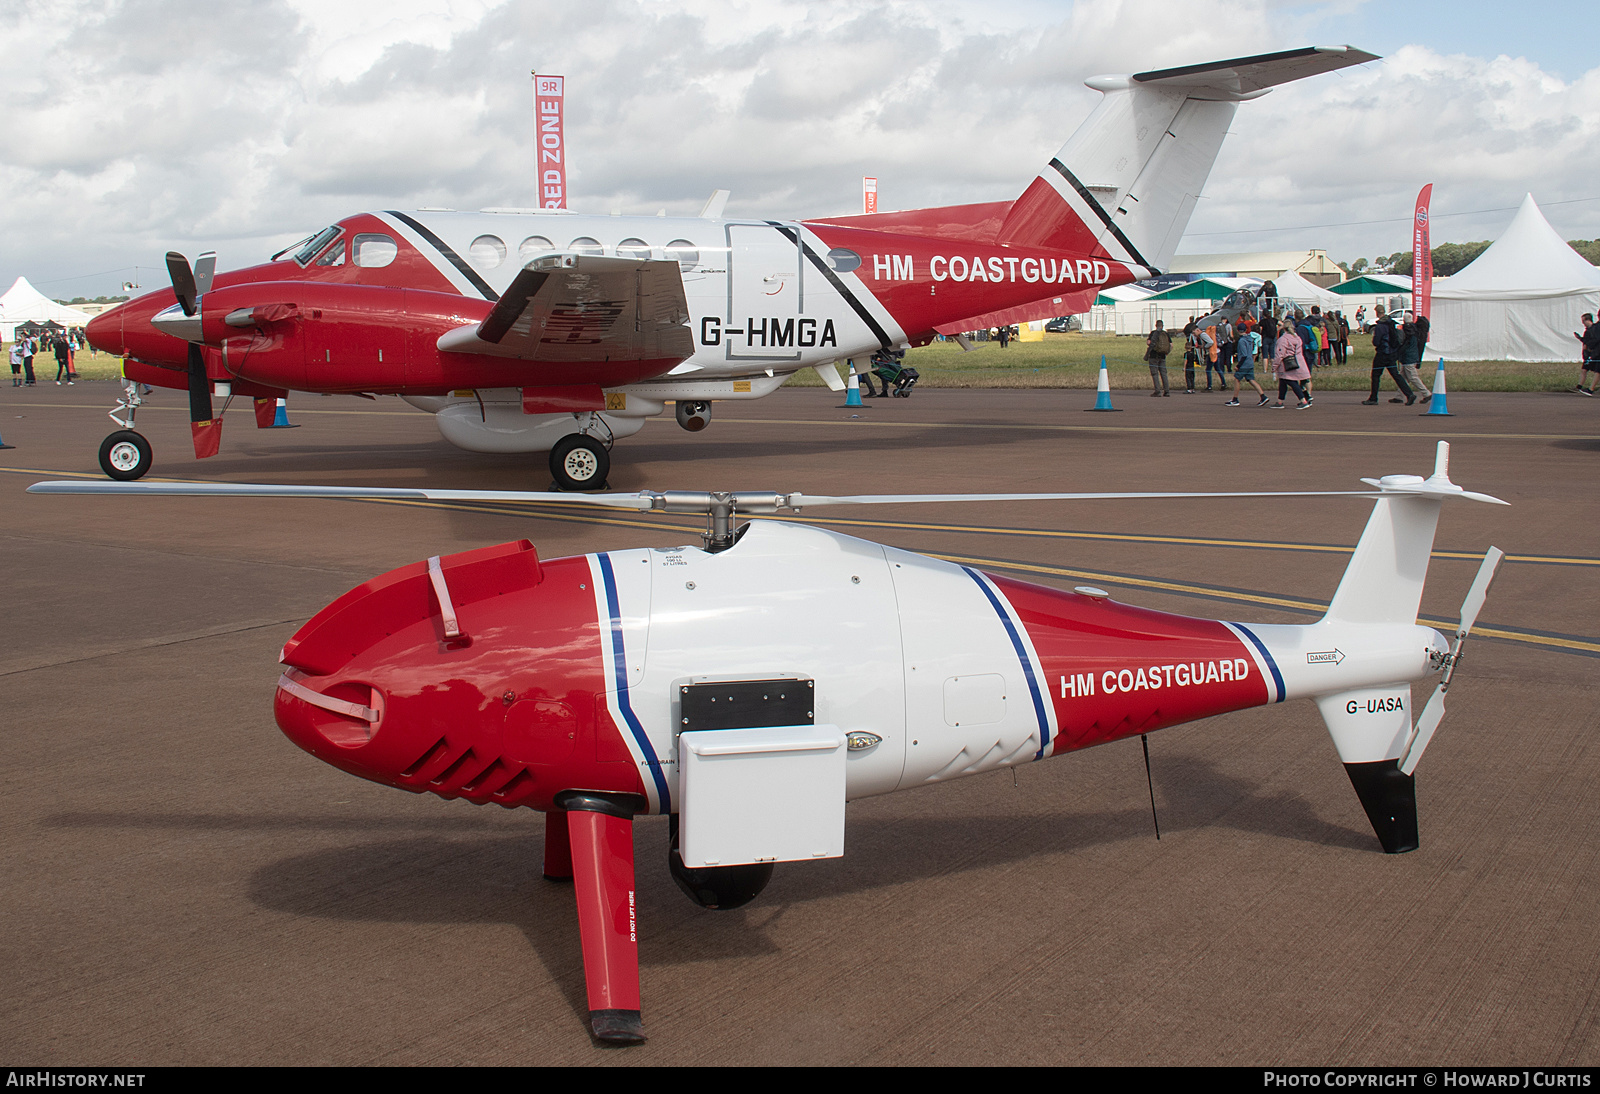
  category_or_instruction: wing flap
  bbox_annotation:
[438,253,693,364]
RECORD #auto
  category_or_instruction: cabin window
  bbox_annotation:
[617,238,652,260]
[568,237,605,257]
[352,234,398,268]
[826,248,861,273]
[469,235,507,268]
[518,236,555,264]
[664,239,699,271]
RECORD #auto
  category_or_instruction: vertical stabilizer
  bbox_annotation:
[998,46,1377,274]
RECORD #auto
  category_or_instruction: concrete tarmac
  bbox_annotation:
[2,380,1597,1065]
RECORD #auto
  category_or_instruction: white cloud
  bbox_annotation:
[3,0,1597,299]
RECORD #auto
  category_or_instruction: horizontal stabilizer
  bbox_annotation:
[1131,45,1380,100]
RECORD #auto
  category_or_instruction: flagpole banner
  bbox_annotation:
[535,73,567,209]
[863,176,877,215]
[1413,183,1433,319]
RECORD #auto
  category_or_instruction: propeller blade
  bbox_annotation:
[193,251,217,296]
[186,344,213,424]
[1457,546,1504,638]
[166,252,198,317]
[1400,684,1446,775]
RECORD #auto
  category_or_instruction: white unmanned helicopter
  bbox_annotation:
[30,441,1503,1044]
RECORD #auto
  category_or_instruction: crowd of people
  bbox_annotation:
[7,328,86,387]
[1142,295,1440,409]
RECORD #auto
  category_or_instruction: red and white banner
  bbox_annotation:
[863,176,877,215]
[1413,183,1433,319]
[535,74,567,209]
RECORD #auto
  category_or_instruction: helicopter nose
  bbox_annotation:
[273,539,564,804]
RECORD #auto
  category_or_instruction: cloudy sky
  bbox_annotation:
[4,0,1597,299]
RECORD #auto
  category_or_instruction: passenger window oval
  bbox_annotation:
[469,235,507,268]
[568,237,605,257]
[518,236,555,264]
[826,248,861,273]
[664,240,699,271]
[617,238,652,260]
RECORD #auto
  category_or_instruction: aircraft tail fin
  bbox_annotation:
[998,46,1377,274]
[1306,442,1506,853]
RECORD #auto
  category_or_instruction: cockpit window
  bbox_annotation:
[294,225,343,267]
[353,233,398,268]
[315,239,347,266]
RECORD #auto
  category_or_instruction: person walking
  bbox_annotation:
[8,341,21,386]
[1271,319,1312,409]
[1396,311,1430,403]
[1362,305,1414,405]
[1145,320,1173,397]
[21,335,36,386]
[1576,312,1600,395]
[1225,321,1268,406]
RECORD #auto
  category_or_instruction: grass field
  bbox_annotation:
[6,336,1584,393]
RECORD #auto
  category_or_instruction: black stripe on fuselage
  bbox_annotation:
[1046,158,1153,272]
[771,222,892,350]
[385,211,500,301]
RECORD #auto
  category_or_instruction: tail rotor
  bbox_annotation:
[1400,546,1504,775]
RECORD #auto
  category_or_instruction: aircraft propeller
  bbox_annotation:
[1399,546,1504,775]
[160,251,224,454]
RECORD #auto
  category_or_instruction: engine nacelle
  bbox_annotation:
[675,400,712,432]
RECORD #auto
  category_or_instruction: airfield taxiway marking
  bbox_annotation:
[10,465,1591,657]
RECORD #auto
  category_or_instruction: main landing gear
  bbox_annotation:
[547,414,614,491]
[98,381,153,481]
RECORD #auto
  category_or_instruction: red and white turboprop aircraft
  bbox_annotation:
[31,441,1503,1044]
[87,46,1376,488]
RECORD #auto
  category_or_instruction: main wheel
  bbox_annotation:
[98,430,153,481]
[548,434,609,491]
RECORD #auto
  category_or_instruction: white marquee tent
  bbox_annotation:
[1429,194,1600,362]
[1,277,94,341]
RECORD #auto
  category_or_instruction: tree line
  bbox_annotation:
[1342,240,1600,278]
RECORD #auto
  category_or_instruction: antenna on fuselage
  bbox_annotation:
[699,190,730,218]
[1141,735,1161,840]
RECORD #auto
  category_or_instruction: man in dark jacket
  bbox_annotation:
[1577,313,1600,396]
[1397,311,1431,404]
[1146,320,1173,396]
[1363,305,1414,405]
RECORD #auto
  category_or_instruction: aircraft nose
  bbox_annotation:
[85,305,125,357]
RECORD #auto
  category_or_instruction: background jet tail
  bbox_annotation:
[998,46,1378,274]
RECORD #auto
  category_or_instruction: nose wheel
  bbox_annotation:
[549,433,610,491]
[98,430,154,481]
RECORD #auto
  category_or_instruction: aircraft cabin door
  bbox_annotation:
[724,222,804,364]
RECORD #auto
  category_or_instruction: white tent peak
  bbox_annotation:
[1,277,95,339]
[1444,193,1600,293]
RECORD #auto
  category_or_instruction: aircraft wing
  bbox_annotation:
[1129,45,1379,100]
[437,253,693,364]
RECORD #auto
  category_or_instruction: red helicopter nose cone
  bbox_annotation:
[85,305,125,357]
